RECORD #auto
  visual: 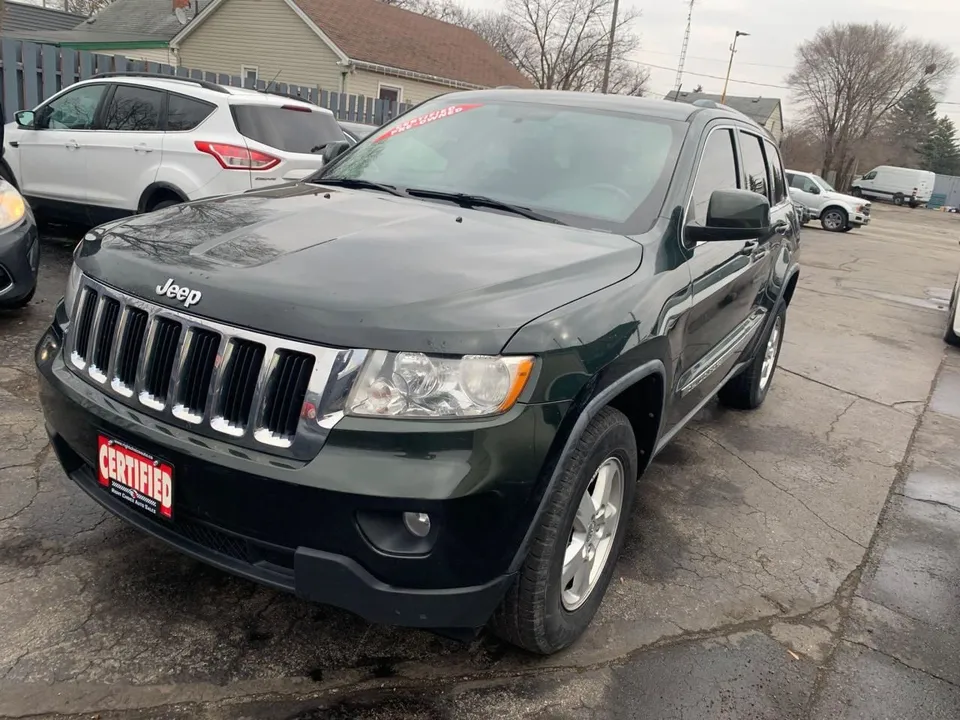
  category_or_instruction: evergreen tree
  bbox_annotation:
[920,116,960,176]
[885,82,939,167]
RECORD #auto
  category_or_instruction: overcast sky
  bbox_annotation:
[463,0,960,127]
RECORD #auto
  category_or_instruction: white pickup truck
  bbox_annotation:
[785,170,871,233]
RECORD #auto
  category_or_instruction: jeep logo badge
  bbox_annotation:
[156,278,202,308]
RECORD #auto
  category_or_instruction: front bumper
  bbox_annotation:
[0,213,39,307]
[850,211,870,226]
[37,317,564,629]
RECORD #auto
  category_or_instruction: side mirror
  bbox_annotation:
[321,140,351,165]
[14,110,35,129]
[685,188,771,243]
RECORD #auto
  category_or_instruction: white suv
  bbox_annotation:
[1,73,346,226]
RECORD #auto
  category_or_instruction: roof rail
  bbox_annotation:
[89,72,231,94]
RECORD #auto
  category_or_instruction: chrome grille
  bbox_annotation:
[64,276,368,459]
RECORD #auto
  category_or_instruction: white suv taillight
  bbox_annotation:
[194,141,280,171]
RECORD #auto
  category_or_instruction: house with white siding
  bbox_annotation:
[664,90,784,143]
[170,0,531,103]
[29,0,530,104]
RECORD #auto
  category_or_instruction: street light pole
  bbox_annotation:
[720,30,749,104]
[601,0,620,94]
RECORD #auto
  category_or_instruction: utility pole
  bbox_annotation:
[674,0,696,96]
[720,30,748,104]
[600,0,620,94]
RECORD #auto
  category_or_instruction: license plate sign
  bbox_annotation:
[97,435,173,520]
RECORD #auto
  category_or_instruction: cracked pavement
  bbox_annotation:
[1,205,959,718]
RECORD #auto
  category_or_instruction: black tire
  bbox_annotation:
[893,193,905,206]
[820,207,848,232]
[718,303,786,410]
[851,187,863,198]
[149,199,181,212]
[944,286,960,347]
[490,406,638,654]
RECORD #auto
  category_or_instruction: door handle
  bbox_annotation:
[134,144,154,154]
[65,140,80,149]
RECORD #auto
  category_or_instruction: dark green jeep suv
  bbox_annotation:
[36,89,800,654]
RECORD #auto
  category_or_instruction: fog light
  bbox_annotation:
[402,512,431,538]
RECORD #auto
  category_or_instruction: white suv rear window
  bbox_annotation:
[231,105,345,154]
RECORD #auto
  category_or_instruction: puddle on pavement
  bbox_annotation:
[857,288,950,311]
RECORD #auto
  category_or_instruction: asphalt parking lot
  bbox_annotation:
[2,204,960,719]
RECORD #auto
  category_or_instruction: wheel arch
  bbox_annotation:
[137,182,188,213]
[0,158,20,190]
[782,269,801,307]
[507,357,667,574]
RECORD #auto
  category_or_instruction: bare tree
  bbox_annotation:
[380,0,647,96]
[62,0,113,15]
[494,0,643,92]
[787,22,956,188]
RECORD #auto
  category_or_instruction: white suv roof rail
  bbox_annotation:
[89,71,230,95]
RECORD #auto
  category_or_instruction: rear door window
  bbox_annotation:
[166,94,215,131]
[102,85,165,131]
[231,104,345,154]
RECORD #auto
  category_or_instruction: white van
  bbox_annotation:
[850,166,936,207]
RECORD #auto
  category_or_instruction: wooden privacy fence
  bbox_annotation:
[0,38,412,126]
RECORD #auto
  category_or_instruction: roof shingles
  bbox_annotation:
[294,0,531,88]
[664,90,781,125]
[2,0,86,33]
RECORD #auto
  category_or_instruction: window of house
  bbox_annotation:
[687,128,740,226]
[102,85,164,131]
[242,66,259,86]
[378,84,402,105]
[738,131,769,199]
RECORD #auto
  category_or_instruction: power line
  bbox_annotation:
[638,47,794,71]
[633,59,791,90]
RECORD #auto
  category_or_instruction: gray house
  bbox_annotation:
[1,1,86,35]
[664,90,784,142]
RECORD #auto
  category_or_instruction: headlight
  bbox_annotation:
[63,263,83,320]
[346,351,535,419]
[0,180,26,231]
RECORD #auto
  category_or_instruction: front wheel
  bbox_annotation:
[851,187,863,198]
[718,304,786,410]
[821,208,848,232]
[490,406,637,654]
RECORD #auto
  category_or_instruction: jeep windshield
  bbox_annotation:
[316,98,685,233]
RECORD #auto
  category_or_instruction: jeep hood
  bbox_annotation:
[76,184,643,355]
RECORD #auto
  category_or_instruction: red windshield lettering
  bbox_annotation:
[374,103,482,142]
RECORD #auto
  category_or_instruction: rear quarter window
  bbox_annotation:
[166,94,215,131]
[231,104,345,154]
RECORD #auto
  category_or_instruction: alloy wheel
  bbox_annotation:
[561,456,625,611]
[759,315,782,391]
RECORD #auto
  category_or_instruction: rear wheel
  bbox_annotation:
[491,406,637,654]
[718,304,786,410]
[893,193,905,206]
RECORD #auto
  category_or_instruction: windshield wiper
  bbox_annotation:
[404,189,568,225]
[312,177,406,197]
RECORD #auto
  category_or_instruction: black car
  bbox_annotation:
[0,179,39,309]
[36,90,800,654]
